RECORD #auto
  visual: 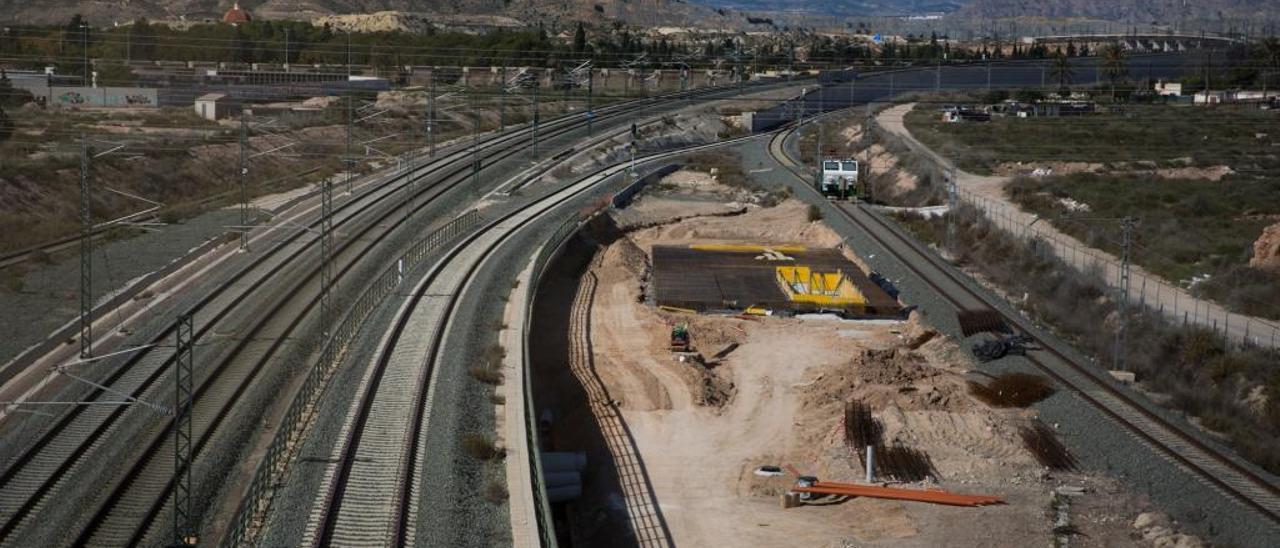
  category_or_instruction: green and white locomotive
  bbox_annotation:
[820,158,860,201]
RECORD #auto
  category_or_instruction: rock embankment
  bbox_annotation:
[1251,222,1280,270]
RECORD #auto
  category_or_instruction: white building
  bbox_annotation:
[194,93,240,121]
[1154,80,1183,97]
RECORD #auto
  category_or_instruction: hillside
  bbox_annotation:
[0,0,744,29]
[954,0,1278,23]
[687,1,965,17]
[688,0,1278,22]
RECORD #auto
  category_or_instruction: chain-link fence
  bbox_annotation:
[955,189,1280,349]
[872,115,1280,350]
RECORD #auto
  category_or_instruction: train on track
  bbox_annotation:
[819,158,861,200]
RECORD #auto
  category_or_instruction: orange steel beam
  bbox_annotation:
[792,482,1004,507]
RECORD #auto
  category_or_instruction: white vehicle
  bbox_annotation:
[820,158,859,200]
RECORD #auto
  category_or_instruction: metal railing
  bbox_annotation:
[222,209,482,547]
[520,213,586,548]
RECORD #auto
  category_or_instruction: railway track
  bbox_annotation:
[766,126,1280,527]
[68,91,781,547]
[303,130,766,547]
[0,164,326,273]
[0,81,798,547]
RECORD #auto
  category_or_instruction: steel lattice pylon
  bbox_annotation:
[238,114,250,251]
[321,179,335,367]
[79,136,93,359]
[172,312,196,546]
[1114,217,1138,371]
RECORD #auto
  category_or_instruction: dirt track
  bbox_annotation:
[530,175,1185,547]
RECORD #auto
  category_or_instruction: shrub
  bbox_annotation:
[462,433,505,461]
[469,361,504,385]
[806,204,822,222]
[482,479,509,503]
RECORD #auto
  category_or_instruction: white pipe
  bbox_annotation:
[866,445,874,483]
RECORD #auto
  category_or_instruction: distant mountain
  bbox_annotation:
[954,0,1278,22]
[685,1,966,17]
[687,0,1278,23]
[0,0,743,28]
[7,0,1273,29]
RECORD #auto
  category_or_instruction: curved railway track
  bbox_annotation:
[303,131,767,548]
[0,81,792,547]
[766,125,1280,527]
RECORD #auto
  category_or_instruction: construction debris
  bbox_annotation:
[957,309,1009,337]
[669,323,692,352]
[843,400,883,450]
[970,334,1033,362]
[1019,422,1078,471]
[968,372,1054,408]
[790,480,1004,507]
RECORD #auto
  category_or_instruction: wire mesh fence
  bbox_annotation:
[872,114,1280,350]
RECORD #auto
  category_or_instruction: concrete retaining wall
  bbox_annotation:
[48,86,159,108]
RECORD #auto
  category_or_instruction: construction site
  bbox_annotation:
[527,165,1202,547]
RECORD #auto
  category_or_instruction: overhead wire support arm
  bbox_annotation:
[51,365,171,416]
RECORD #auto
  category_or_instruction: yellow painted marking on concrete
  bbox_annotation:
[775,266,867,308]
[689,244,808,253]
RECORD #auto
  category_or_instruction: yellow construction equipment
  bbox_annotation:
[775,266,868,310]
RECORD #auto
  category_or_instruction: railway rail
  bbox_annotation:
[767,125,1280,527]
[0,80,800,547]
[303,131,766,548]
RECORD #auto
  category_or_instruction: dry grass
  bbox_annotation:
[469,361,504,385]
[482,479,509,503]
[462,433,506,461]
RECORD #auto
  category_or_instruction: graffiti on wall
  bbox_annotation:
[50,87,159,108]
[57,91,87,105]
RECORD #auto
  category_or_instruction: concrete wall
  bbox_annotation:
[406,66,727,96]
[48,86,159,108]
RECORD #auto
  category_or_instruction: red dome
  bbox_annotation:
[223,2,252,24]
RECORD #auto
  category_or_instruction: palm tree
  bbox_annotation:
[1049,52,1074,95]
[1099,43,1129,101]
